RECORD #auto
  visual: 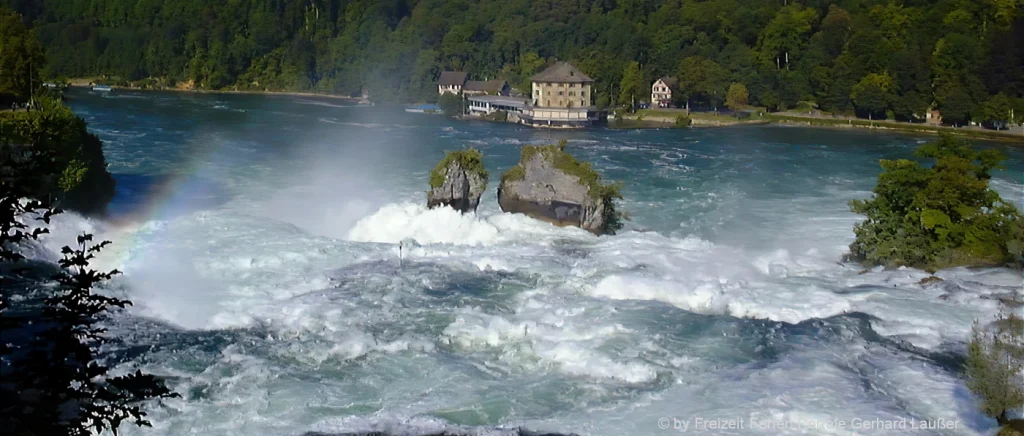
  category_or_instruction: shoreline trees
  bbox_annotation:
[0,1,1019,127]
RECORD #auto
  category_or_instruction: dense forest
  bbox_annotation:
[3,0,1023,126]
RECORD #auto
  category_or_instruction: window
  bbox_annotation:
[569,83,575,88]
[581,100,585,107]
[558,91,563,96]
[569,92,575,96]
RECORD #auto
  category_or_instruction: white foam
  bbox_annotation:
[38,100,1024,435]
[348,203,502,245]
[346,202,588,247]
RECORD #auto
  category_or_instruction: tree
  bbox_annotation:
[981,93,1013,129]
[757,5,818,70]
[515,52,546,93]
[851,73,896,119]
[677,56,726,111]
[965,301,1024,428]
[725,83,749,110]
[0,146,179,435]
[818,5,852,59]
[0,7,45,106]
[618,61,644,112]
[437,92,464,117]
[848,135,1024,270]
[938,84,976,127]
[1,0,1018,112]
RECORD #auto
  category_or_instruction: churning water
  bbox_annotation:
[29,89,1024,435]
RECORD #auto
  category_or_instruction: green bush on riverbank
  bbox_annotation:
[848,134,1024,271]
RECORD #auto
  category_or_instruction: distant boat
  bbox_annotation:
[92,85,113,92]
[406,104,441,114]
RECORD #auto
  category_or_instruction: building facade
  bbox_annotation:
[522,62,602,128]
[651,77,678,108]
[467,95,527,122]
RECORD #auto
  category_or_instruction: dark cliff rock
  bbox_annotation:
[498,141,623,235]
[427,149,488,213]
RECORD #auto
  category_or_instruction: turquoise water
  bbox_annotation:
[41,88,1024,435]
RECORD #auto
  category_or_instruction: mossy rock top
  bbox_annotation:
[429,149,488,190]
[500,140,621,203]
[498,140,625,234]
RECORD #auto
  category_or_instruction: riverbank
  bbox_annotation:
[614,110,769,129]
[765,114,1024,143]
[616,108,1024,143]
[67,78,365,102]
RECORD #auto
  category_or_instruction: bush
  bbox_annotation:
[965,299,1024,428]
[484,110,508,122]
[674,115,692,127]
[848,135,1024,271]
[437,92,464,117]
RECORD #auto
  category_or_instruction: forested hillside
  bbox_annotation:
[4,0,1022,125]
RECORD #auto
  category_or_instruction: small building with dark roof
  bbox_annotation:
[437,71,468,95]
[463,79,511,96]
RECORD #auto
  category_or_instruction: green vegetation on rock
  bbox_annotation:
[429,149,487,190]
[848,135,1024,271]
[1,97,115,215]
[502,141,618,199]
[501,140,624,233]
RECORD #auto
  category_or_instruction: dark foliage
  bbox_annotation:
[1,122,177,436]
[1,98,116,215]
[0,1,1020,126]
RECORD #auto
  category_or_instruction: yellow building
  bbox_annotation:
[523,62,603,128]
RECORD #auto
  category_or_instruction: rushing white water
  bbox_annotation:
[27,89,1024,435]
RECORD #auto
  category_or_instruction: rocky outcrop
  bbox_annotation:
[498,141,623,235]
[427,149,488,213]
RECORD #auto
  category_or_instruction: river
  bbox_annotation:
[38,88,1024,435]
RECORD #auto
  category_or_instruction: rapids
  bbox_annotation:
[27,89,1024,435]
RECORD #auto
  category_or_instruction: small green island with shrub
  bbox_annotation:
[848,134,1024,272]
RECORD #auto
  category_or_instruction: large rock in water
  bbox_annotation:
[426,149,488,213]
[498,141,623,235]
